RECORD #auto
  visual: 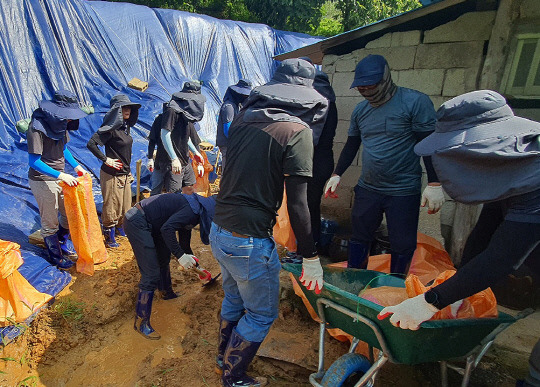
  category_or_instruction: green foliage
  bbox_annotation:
[314,1,344,37]
[53,297,85,324]
[335,0,421,32]
[106,0,422,35]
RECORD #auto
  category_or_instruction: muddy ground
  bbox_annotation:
[0,231,518,387]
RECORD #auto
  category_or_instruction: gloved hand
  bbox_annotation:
[324,175,341,198]
[74,165,88,176]
[105,157,123,170]
[421,184,445,214]
[147,159,154,172]
[171,158,182,174]
[178,253,197,270]
[193,152,204,165]
[58,172,78,186]
[378,294,439,330]
[197,164,204,178]
[300,257,324,294]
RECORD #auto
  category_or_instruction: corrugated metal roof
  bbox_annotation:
[275,0,497,64]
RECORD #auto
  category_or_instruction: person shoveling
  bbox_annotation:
[123,192,217,340]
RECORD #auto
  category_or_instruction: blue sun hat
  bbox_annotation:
[38,90,87,120]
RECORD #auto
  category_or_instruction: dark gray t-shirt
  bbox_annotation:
[27,127,67,181]
[214,111,313,238]
[349,87,436,195]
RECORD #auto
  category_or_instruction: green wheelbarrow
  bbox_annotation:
[283,263,533,387]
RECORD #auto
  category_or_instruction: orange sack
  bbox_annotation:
[190,150,214,197]
[60,174,108,275]
[405,270,498,320]
[273,188,296,252]
[0,240,52,326]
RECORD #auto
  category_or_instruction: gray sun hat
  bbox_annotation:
[415,90,540,204]
[110,94,141,110]
[39,89,87,120]
[415,90,540,156]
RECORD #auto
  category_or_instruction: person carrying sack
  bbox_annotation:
[87,94,140,248]
[27,89,89,269]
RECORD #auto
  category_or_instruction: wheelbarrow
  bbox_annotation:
[283,263,532,387]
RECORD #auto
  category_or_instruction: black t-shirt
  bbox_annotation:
[27,127,68,181]
[88,126,133,176]
[155,108,201,168]
[214,111,313,238]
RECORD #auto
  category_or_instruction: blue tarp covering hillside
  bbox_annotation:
[0,0,320,342]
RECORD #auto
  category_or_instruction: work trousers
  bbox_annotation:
[150,162,196,196]
[29,179,68,238]
[351,185,420,256]
[124,207,171,291]
[100,170,133,228]
[209,223,281,343]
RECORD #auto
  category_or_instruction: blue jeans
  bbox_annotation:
[209,223,280,343]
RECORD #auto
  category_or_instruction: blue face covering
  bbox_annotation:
[30,108,72,140]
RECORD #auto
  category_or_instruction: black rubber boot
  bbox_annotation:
[43,234,75,270]
[215,318,239,374]
[158,265,178,300]
[347,240,370,269]
[57,225,77,258]
[222,329,262,387]
[103,227,119,248]
[390,252,414,276]
[134,289,161,340]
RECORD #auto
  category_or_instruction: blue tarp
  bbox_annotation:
[0,0,320,342]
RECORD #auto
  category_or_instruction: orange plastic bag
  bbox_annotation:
[60,174,108,275]
[328,233,456,285]
[406,270,498,319]
[0,240,52,326]
[273,188,297,252]
[190,150,214,197]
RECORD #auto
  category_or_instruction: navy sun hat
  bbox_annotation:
[39,90,87,120]
[350,55,387,88]
[229,79,252,96]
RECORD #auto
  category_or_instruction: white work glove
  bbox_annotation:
[58,172,78,186]
[105,157,123,170]
[324,175,341,198]
[177,253,197,270]
[171,158,182,174]
[300,257,324,294]
[421,184,445,214]
[147,159,154,172]
[74,165,88,176]
[197,164,204,178]
[378,294,439,330]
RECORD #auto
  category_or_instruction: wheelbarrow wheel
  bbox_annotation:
[321,353,372,387]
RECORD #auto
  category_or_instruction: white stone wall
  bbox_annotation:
[321,10,497,213]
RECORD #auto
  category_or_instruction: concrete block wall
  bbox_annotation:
[321,10,497,215]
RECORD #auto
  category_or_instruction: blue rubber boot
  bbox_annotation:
[390,252,414,276]
[103,227,120,248]
[216,318,238,374]
[115,225,126,237]
[133,290,161,340]
[347,240,370,269]
[57,225,77,258]
[222,329,262,387]
[43,234,75,270]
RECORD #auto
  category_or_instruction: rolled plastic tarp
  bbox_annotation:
[60,174,108,275]
[0,240,53,326]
